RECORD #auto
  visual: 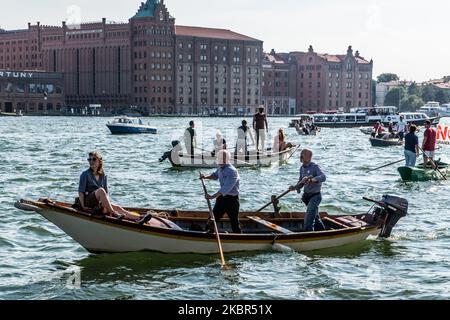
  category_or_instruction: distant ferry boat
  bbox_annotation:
[289,106,439,128]
[106,116,157,134]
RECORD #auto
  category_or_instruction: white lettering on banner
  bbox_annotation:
[0,71,34,78]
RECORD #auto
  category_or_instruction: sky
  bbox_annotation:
[1,0,448,82]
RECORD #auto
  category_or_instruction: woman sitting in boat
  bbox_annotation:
[211,131,227,157]
[78,151,149,223]
[273,128,292,152]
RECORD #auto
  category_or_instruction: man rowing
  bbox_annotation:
[289,149,326,232]
[199,150,241,234]
[422,120,437,169]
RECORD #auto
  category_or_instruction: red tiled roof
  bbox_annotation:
[175,25,261,42]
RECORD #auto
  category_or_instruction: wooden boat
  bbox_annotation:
[14,195,408,254]
[369,137,403,147]
[398,161,449,182]
[159,142,300,169]
[106,116,157,134]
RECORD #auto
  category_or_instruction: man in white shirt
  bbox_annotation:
[397,115,407,141]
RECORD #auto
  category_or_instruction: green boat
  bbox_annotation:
[398,161,449,182]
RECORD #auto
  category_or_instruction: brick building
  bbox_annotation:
[0,0,263,115]
[262,49,292,115]
[288,45,373,114]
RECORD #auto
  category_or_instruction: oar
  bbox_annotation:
[418,147,447,180]
[367,158,411,172]
[199,172,226,267]
[256,189,291,213]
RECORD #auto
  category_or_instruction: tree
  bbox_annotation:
[408,82,420,96]
[435,90,449,104]
[400,95,424,112]
[384,87,405,108]
[421,85,435,102]
[377,73,399,83]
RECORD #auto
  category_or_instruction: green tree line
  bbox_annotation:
[377,73,450,111]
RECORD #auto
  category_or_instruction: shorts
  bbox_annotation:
[424,151,435,158]
[85,191,100,208]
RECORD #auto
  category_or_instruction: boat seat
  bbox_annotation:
[334,216,369,228]
[246,216,294,234]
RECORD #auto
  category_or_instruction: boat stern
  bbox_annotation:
[378,195,408,238]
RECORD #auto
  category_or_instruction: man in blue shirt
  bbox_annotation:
[404,124,419,167]
[289,149,326,231]
[200,150,241,233]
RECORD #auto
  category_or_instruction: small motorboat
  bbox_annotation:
[296,127,320,136]
[14,195,408,254]
[106,116,157,134]
[398,161,449,182]
[159,141,300,169]
[369,137,403,147]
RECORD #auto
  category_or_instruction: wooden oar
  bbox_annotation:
[418,147,447,180]
[199,172,226,267]
[256,189,291,213]
[367,158,411,172]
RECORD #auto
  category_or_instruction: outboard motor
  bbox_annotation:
[379,195,408,238]
[159,140,180,162]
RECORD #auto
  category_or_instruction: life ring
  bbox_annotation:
[387,116,391,122]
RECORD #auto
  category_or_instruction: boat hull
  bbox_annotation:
[168,145,299,169]
[398,164,449,182]
[106,124,157,134]
[15,199,393,254]
[370,138,403,147]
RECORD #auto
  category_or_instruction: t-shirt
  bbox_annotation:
[423,127,437,151]
[398,120,406,132]
[404,132,418,153]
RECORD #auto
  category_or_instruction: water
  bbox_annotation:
[1,116,449,300]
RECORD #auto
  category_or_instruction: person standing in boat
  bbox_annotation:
[253,107,269,152]
[288,149,326,232]
[422,120,437,169]
[199,150,241,234]
[397,115,407,141]
[78,152,149,223]
[404,124,420,167]
[236,120,255,156]
[184,120,197,156]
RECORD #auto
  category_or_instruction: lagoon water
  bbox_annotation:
[1,116,449,300]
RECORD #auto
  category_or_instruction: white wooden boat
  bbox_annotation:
[14,195,407,254]
[159,142,300,169]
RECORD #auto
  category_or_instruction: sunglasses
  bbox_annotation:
[87,158,97,162]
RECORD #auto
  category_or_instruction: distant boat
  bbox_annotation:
[106,116,157,134]
[369,137,403,147]
[0,111,23,117]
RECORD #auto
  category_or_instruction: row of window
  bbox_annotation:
[179,75,260,85]
[178,43,259,54]
[134,97,174,104]
[178,65,260,75]
[178,54,259,64]
[134,86,173,94]
[134,51,173,59]
[134,74,173,82]
[179,97,260,105]
[0,82,63,94]
[179,87,260,96]
[0,46,39,53]
[134,40,173,47]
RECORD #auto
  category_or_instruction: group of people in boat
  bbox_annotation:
[78,147,327,233]
[371,115,410,141]
[182,107,293,157]
[293,119,320,135]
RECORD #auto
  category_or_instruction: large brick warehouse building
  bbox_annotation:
[0,0,264,115]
